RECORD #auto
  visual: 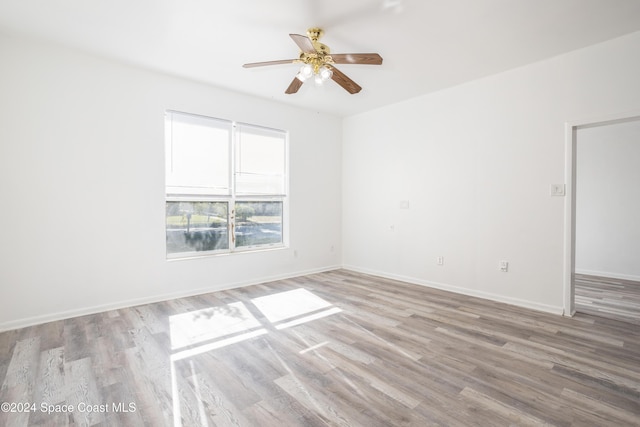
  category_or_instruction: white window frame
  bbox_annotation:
[165,110,289,259]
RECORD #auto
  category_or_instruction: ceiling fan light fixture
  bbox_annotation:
[318,66,333,81]
[300,63,314,79]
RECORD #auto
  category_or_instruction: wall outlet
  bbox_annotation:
[499,260,509,272]
[437,256,444,266]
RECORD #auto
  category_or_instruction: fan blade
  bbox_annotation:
[243,59,296,68]
[285,77,304,94]
[330,66,362,94]
[289,33,316,54]
[331,53,383,65]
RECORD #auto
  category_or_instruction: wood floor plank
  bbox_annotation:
[1,269,640,426]
[34,347,65,405]
[0,337,40,427]
[64,357,105,426]
[459,386,551,426]
[242,399,326,427]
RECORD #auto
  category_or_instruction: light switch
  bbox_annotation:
[550,184,565,197]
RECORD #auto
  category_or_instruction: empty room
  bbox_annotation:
[1,1,640,426]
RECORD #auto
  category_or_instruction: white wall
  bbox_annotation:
[342,31,640,314]
[0,34,342,331]
[576,120,640,281]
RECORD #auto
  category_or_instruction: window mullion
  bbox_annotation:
[229,201,236,252]
[229,122,237,252]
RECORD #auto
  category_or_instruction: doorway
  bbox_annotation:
[564,113,640,322]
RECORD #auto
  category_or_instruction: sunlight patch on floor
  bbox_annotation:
[252,288,342,329]
[169,302,262,350]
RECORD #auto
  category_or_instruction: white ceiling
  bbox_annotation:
[2,0,640,117]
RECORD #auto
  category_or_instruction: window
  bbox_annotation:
[165,111,287,258]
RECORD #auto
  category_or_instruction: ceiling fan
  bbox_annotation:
[243,28,383,94]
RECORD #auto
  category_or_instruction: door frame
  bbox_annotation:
[563,110,640,316]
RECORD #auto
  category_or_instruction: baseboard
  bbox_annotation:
[342,264,564,316]
[575,269,640,282]
[0,264,342,332]
[1,263,568,332]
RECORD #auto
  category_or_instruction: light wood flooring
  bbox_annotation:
[1,269,639,426]
[575,273,640,325]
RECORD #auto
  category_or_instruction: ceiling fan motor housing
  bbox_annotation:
[307,27,330,55]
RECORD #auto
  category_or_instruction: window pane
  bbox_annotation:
[235,201,283,247]
[235,125,286,195]
[166,112,230,195]
[166,201,228,254]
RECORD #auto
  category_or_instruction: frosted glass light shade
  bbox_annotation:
[300,64,314,79]
[318,66,333,81]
